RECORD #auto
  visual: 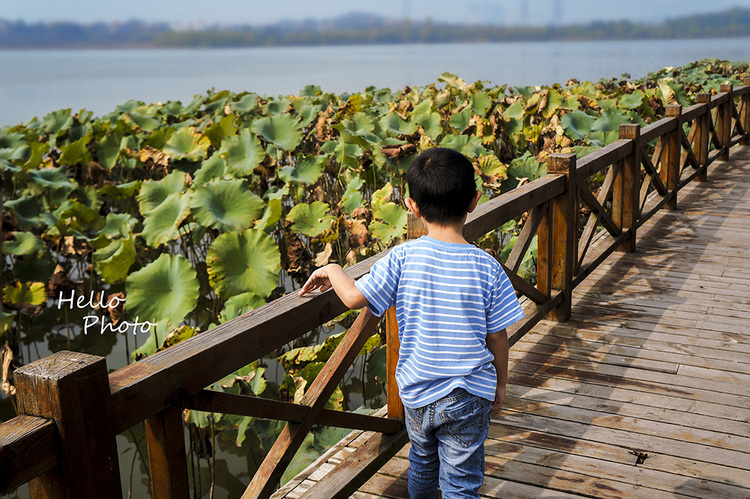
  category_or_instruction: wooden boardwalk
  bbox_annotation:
[279,147,750,498]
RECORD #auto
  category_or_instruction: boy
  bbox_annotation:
[298,147,524,498]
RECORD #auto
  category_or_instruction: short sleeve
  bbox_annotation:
[354,248,401,317]
[486,268,525,333]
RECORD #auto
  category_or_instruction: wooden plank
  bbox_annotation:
[145,404,190,499]
[0,416,58,494]
[575,139,633,180]
[640,118,677,144]
[299,430,408,498]
[187,390,402,434]
[14,351,122,498]
[506,202,546,273]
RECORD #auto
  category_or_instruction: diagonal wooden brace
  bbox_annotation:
[242,307,382,499]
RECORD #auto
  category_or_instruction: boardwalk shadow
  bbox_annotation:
[489,148,750,497]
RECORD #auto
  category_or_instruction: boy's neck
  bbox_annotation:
[423,218,469,244]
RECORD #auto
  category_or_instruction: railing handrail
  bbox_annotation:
[2,79,749,498]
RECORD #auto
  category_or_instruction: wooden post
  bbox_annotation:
[694,93,712,181]
[14,351,122,499]
[145,405,190,499]
[717,84,733,160]
[662,105,682,210]
[741,78,750,147]
[385,213,426,422]
[538,154,576,322]
[615,124,640,252]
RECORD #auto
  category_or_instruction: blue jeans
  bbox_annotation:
[404,388,491,499]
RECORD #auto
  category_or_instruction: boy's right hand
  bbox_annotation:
[490,383,506,418]
[298,266,333,296]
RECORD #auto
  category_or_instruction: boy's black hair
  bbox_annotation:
[406,147,477,226]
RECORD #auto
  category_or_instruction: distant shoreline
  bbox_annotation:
[1,7,749,50]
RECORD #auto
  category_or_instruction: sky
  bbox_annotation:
[3,0,749,27]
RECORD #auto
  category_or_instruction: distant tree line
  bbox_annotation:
[1,8,749,49]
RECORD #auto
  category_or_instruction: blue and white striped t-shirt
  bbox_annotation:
[355,236,524,408]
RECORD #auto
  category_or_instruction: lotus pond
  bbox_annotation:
[1,58,748,497]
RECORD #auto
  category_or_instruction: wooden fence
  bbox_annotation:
[1,78,749,499]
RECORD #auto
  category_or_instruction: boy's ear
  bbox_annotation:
[467,190,482,213]
[405,197,421,218]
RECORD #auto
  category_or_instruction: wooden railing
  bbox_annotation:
[1,79,749,499]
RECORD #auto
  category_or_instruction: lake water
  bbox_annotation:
[2,37,750,127]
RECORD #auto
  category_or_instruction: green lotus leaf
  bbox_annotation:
[219,128,265,177]
[29,167,76,207]
[141,192,190,247]
[287,201,335,237]
[619,90,646,110]
[42,109,74,135]
[561,94,580,111]
[296,103,321,128]
[3,232,46,259]
[262,98,291,115]
[219,292,266,323]
[251,114,303,151]
[193,154,228,187]
[469,91,492,115]
[278,155,324,185]
[205,115,239,149]
[658,78,689,107]
[0,132,26,150]
[379,113,417,136]
[3,281,46,306]
[58,135,91,166]
[100,180,142,200]
[4,195,45,229]
[101,213,138,239]
[190,178,265,231]
[230,93,259,114]
[255,186,288,232]
[416,111,443,141]
[561,110,596,140]
[164,126,210,161]
[509,152,546,182]
[94,237,137,283]
[438,134,486,158]
[438,72,467,91]
[207,229,281,299]
[121,111,161,132]
[96,134,121,169]
[341,176,365,215]
[370,202,407,245]
[449,108,474,132]
[137,171,188,215]
[591,110,632,138]
[542,88,563,119]
[125,253,200,327]
[502,101,525,120]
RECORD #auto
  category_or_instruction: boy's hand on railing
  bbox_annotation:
[298,266,334,295]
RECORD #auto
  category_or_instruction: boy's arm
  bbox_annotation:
[298,264,369,310]
[486,329,509,417]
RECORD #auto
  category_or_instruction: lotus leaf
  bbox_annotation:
[191,178,264,232]
[262,97,291,115]
[230,93,259,114]
[137,171,188,215]
[256,186,287,232]
[219,292,266,323]
[94,237,136,283]
[502,101,525,120]
[370,202,407,245]
[591,110,633,144]
[205,115,239,149]
[619,90,647,110]
[58,135,91,166]
[96,134,121,169]
[415,111,443,141]
[220,128,265,177]
[193,154,228,187]
[3,281,46,306]
[287,202,335,238]
[251,114,303,151]
[379,113,417,136]
[206,229,280,299]
[542,88,563,119]
[278,155,325,185]
[0,132,26,150]
[658,78,689,107]
[121,111,161,132]
[438,72,467,91]
[341,176,365,215]
[141,192,190,247]
[3,232,46,259]
[449,108,474,132]
[439,134,486,158]
[5,195,45,229]
[42,109,73,135]
[164,126,210,161]
[469,91,492,115]
[509,152,546,182]
[125,253,200,328]
[99,180,142,200]
[100,213,138,239]
[296,103,322,128]
[561,110,596,140]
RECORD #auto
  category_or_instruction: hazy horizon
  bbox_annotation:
[3,0,750,28]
